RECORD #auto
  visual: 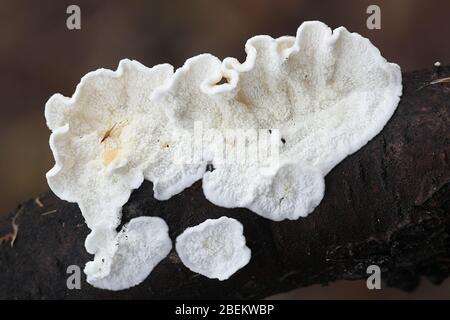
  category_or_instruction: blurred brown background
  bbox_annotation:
[0,0,449,299]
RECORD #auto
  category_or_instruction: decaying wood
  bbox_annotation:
[0,67,449,299]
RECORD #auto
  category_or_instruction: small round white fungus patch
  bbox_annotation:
[249,161,325,221]
[203,161,325,221]
[85,216,172,291]
[176,217,251,281]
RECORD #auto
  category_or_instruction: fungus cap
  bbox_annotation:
[85,216,172,291]
[176,217,251,280]
[45,21,402,289]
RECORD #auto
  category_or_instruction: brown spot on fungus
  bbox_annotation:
[102,148,121,166]
[100,121,128,143]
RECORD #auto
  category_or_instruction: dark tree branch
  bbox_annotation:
[1,67,449,299]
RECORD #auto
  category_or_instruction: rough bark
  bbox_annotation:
[0,66,449,300]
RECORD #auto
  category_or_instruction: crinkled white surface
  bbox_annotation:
[45,21,402,289]
[202,161,325,221]
[46,59,203,230]
[45,59,201,289]
[153,20,401,220]
[85,216,172,291]
[176,217,251,280]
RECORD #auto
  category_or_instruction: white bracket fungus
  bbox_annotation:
[85,216,172,291]
[45,21,402,289]
[176,217,251,280]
